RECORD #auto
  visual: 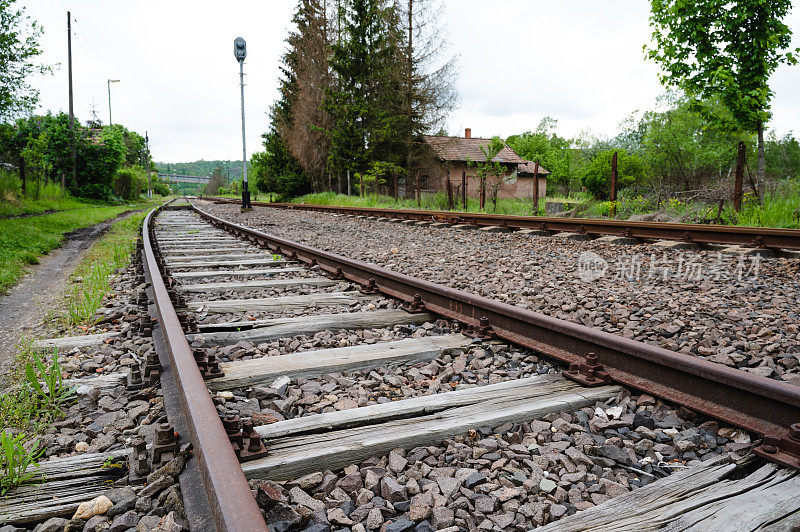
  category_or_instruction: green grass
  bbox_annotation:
[0,170,90,219]
[0,347,75,494]
[0,198,163,294]
[64,211,149,326]
[0,195,92,219]
[291,191,550,216]
[733,191,800,229]
[1,430,43,495]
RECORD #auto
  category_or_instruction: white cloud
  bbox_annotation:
[21,0,800,163]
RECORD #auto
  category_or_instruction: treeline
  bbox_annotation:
[154,159,251,180]
[252,0,457,200]
[507,93,800,201]
[0,113,167,200]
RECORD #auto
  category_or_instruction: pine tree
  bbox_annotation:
[324,0,404,184]
[279,0,333,191]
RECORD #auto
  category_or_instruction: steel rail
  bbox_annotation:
[200,196,800,250]
[142,205,268,531]
[192,201,800,470]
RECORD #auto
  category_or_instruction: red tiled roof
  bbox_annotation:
[422,135,526,164]
[518,161,550,175]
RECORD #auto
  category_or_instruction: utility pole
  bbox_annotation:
[107,79,120,126]
[234,37,251,210]
[67,11,76,189]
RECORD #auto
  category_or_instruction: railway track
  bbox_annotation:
[202,196,800,253]
[4,199,800,531]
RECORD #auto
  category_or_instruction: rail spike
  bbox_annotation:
[563,352,612,387]
[754,423,800,469]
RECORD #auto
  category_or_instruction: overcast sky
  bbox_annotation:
[22,0,800,164]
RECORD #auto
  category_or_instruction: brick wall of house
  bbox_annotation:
[414,160,545,201]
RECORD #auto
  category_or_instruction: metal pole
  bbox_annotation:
[239,60,251,209]
[107,80,112,126]
[347,169,350,196]
[67,11,76,189]
[146,132,151,197]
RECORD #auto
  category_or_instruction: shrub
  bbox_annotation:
[581,149,648,199]
[113,167,147,200]
[152,181,170,196]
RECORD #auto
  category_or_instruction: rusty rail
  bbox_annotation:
[200,196,800,251]
[191,201,800,470]
[141,205,268,531]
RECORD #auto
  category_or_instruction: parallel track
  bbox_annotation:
[202,196,800,251]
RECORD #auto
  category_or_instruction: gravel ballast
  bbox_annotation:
[200,202,800,386]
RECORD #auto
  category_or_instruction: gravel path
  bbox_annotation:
[201,202,800,386]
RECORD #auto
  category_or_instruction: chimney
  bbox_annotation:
[465,128,471,139]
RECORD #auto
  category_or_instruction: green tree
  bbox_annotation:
[640,94,748,193]
[646,0,799,195]
[204,164,226,195]
[251,129,308,200]
[75,125,126,198]
[581,149,647,199]
[324,0,403,181]
[0,0,49,120]
[277,0,332,190]
[765,132,800,180]
[467,136,506,211]
[506,117,579,195]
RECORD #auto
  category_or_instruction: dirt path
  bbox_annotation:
[0,212,133,379]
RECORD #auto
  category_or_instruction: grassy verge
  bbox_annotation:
[0,170,91,219]
[1,210,149,492]
[0,198,163,294]
[0,195,93,219]
[290,191,548,216]
[64,211,148,326]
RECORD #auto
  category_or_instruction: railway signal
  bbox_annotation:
[234,37,252,210]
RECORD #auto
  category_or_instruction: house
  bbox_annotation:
[415,128,548,201]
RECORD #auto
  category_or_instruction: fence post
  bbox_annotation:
[462,170,467,210]
[532,159,540,213]
[446,179,453,210]
[416,170,421,208]
[610,151,618,216]
[734,141,745,212]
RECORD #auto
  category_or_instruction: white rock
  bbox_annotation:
[271,375,291,390]
[73,495,113,519]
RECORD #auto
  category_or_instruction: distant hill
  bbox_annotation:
[154,160,253,181]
